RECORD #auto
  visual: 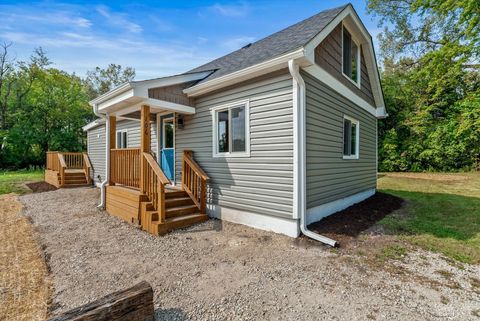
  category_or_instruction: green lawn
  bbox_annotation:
[0,169,44,195]
[378,172,480,264]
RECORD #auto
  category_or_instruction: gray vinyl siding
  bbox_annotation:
[303,71,377,209]
[175,71,294,219]
[314,23,375,106]
[87,124,106,185]
[86,119,158,185]
[116,120,158,157]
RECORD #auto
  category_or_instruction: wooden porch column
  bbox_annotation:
[139,105,150,193]
[109,115,116,186]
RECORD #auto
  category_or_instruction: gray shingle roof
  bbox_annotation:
[188,4,348,84]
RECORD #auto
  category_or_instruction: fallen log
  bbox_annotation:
[46,281,154,321]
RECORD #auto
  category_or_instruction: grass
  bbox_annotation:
[378,172,480,264]
[375,244,408,262]
[0,169,44,195]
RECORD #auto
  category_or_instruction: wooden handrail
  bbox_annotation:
[58,153,67,187]
[82,153,92,185]
[141,152,169,224]
[182,150,209,214]
[143,152,170,185]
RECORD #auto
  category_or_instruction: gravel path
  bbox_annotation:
[21,188,480,321]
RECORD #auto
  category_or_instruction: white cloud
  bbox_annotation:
[96,5,142,33]
[210,2,249,17]
[221,36,255,50]
[0,7,91,29]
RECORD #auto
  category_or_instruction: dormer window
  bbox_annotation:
[342,26,360,87]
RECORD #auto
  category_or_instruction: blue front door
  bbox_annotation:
[161,118,174,180]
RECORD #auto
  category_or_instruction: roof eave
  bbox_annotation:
[183,48,307,97]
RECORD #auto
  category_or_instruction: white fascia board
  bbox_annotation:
[97,88,135,110]
[89,82,132,106]
[82,119,105,131]
[303,64,377,117]
[183,48,306,97]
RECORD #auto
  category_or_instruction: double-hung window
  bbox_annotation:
[342,26,361,87]
[212,100,250,157]
[116,130,128,149]
[343,116,359,159]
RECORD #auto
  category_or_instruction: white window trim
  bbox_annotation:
[116,129,128,149]
[341,22,361,89]
[211,99,250,158]
[342,115,360,160]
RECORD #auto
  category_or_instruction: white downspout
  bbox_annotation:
[93,103,109,209]
[288,59,337,247]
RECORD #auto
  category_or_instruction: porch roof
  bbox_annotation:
[89,71,213,116]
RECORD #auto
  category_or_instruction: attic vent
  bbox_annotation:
[242,43,252,49]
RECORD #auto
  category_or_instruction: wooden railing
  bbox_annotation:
[62,152,84,169]
[182,150,209,214]
[46,151,61,172]
[46,151,88,186]
[83,153,92,185]
[142,152,170,223]
[110,148,141,188]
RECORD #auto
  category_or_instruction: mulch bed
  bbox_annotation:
[26,182,57,193]
[308,192,404,247]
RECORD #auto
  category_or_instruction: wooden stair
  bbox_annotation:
[140,188,208,236]
[57,170,90,187]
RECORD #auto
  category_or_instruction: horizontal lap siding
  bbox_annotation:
[314,23,375,106]
[87,124,106,185]
[303,71,377,209]
[175,71,294,218]
[117,120,158,155]
[86,119,158,185]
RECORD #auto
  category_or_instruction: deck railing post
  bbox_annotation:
[139,105,150,194]
[109,116,116,186]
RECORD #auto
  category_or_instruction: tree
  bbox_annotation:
[369,0,480,171]
[84,64,135,100]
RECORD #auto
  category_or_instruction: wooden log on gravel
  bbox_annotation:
[46,281,154,321]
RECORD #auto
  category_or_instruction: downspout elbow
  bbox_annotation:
[288,59,337,247]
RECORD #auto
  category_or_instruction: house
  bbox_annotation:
[75,4,386,245]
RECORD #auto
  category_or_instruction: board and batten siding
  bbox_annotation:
[87,119,158,185]
[175,71,294,219]
[303,71,377,210]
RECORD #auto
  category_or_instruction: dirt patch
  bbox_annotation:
[383,172,469,181]
[308,192,404,247]
[0,194,51,321]
[26,181,57,193]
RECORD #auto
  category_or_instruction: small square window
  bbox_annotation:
[343,116,359,159]
[212,101,250,157]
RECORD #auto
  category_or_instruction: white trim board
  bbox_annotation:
[208,205,300,238]
[303,64,377,117]
[306,188,376,225]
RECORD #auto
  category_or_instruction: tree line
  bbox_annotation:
[1,0,479,171]
[0,43,134,169]
[369,0,480,171]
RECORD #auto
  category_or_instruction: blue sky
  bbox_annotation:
[0,0,381,79]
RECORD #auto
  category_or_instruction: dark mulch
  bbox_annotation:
[308,192,404,247]
[26,181,57,193]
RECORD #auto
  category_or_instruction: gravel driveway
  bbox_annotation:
[21,187,480,321]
